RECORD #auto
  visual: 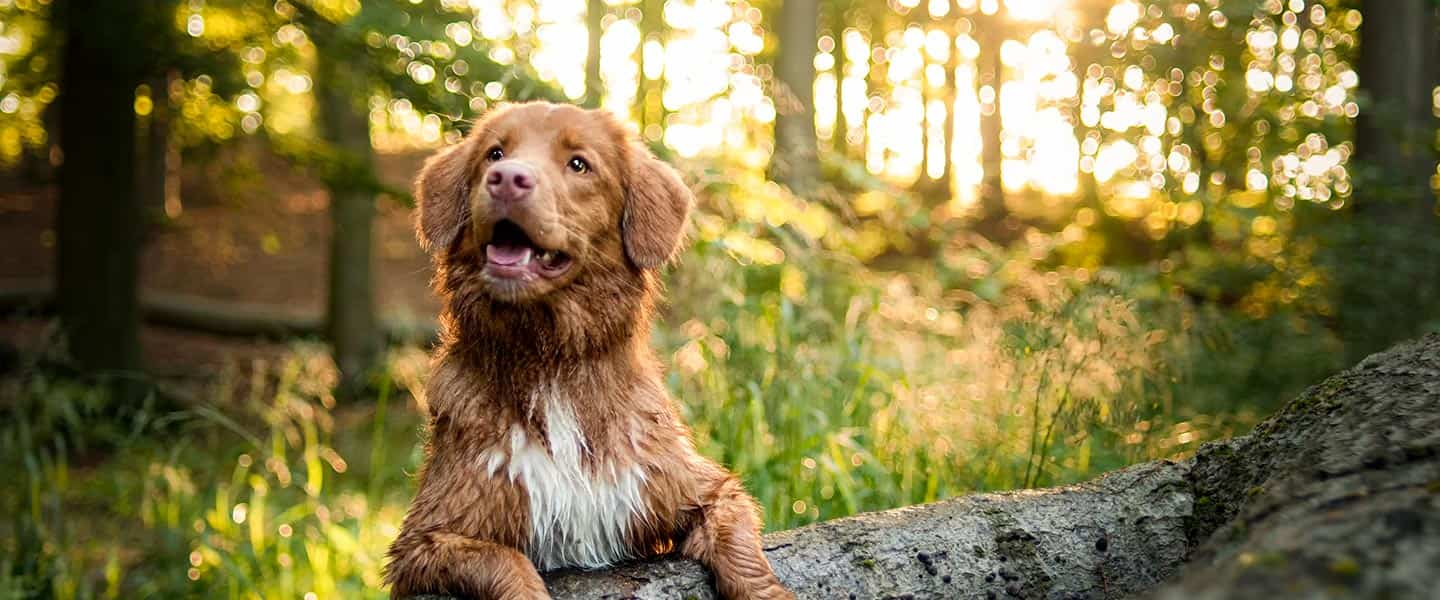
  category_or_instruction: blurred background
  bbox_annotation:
[0,0,1436,597]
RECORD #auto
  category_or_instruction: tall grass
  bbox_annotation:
[668,225,1188,528]
[1,345,428,599]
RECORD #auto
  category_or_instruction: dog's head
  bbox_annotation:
[415,102,692,307]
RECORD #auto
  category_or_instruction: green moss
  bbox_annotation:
[1289,376,1347,413]
[1328,556,1360,578]
[1228,521,1249,541]
[1237,551,1286,570]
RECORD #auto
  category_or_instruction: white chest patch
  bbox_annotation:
[478,388,648,571]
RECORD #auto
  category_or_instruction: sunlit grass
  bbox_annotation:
[668,223,1193,527]
[1,344,427,599]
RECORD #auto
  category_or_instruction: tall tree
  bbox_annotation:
[913,0,961,204]
[771,0,821,196]
[310,14,382,397]
[635,0,666,138]
[584,0,604,108]
[139,70,177,227]
[1067,0,1115,227]
[828,0,850,158]
[1341,0,1440,361]
[934,1,961,203]
[54,0,147,376]
[1355,0,1436,207]
[975,5,1007,221]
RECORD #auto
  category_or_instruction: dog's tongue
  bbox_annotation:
[486,243,533,266]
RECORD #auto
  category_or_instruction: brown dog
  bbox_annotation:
[384,102,792,600]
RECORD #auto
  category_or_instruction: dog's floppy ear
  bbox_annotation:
[414,140,477,254]
[623,148,693,269]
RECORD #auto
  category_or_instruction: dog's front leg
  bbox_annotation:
[680,475,794,600]
[387,530,548,600]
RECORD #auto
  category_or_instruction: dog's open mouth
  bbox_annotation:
[483,219,572,280]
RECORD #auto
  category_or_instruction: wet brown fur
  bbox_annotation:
[385,102,791,600]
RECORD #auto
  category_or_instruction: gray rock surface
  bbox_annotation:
[411,333,1440,599]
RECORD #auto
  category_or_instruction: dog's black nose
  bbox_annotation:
[486,162,536,203]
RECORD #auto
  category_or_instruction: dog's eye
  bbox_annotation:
[567,156,590,174]
[486,146,504,162]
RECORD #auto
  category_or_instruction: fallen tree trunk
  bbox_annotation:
[409,332,1440,599]
[541,462,1192,600]
[1150,331,1440,599]
[0,278,436,343]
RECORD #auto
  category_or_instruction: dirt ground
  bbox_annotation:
[0,148,444,377]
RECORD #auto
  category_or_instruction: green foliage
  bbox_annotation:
[1,344,429,599]
[0,0,57,168]
[289,0,564,120]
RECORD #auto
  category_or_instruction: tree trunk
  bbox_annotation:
[770,0,820,197]
[937,14,959,203]
[55,0,144,377]
[406,332,1440,599]
[917,0,960,206]
[636,0,662,138]
[1355,0,1435,205]
[1152,332,1440,598]
[583,0,604,109]
[140,70,176,230]
[635,0,665,139]
[1070,20,1103,218]
[21,101,57,185]
[831,13,848,158]
[976,12,1006,221]
[551,461,1191,599]
[314,29,381,397]
[915,0,934,198]
[1339,0,1440,363]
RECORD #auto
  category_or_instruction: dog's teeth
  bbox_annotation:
[538,251,555,263]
